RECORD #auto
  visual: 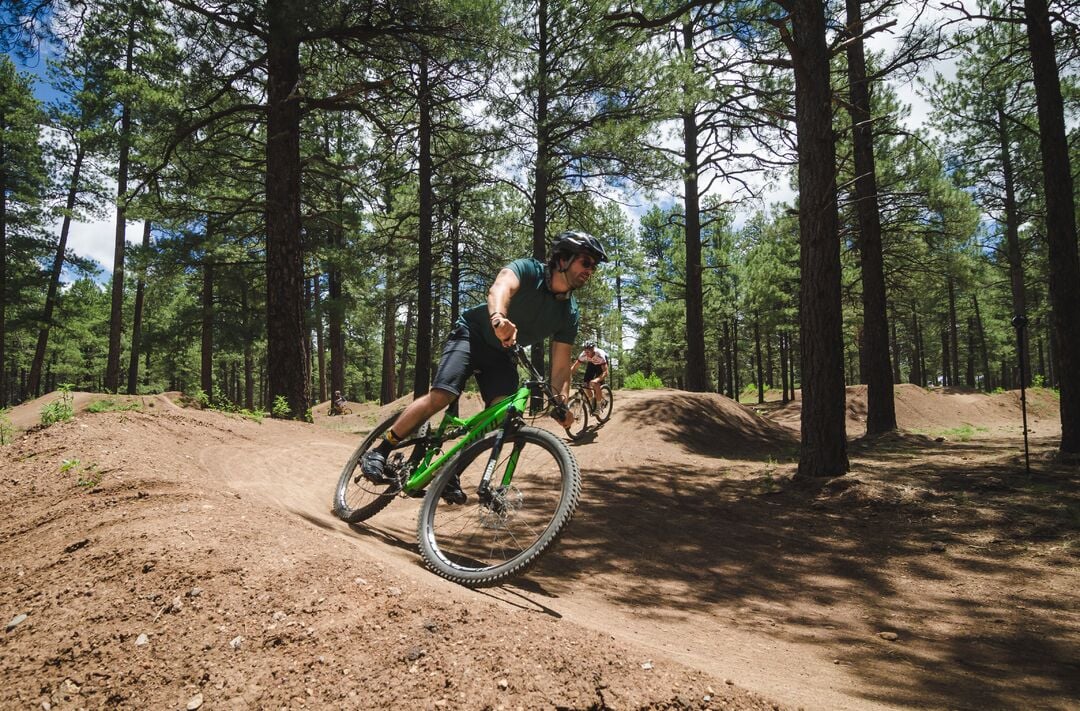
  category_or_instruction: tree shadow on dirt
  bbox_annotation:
[532,434,1079,710]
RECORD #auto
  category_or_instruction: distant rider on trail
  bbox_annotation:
[570,342,609,414]
[358,231,609,504]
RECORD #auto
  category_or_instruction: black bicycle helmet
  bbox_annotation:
[550,230,608,263]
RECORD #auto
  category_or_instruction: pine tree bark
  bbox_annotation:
[680,20,709,393]
[784,0,849,477]
[126,221,151,394]
[104,11,136,393]
[414,51,434,396]
[265,0,309,418]
[201,257,214,400]
[845,0,895,433]
[1024,0,1080,452]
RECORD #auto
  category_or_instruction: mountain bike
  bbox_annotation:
[329,403,352,416]
[332,345,581,588]
[564,380,613,440]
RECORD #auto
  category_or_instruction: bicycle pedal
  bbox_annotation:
[405,488,427,498]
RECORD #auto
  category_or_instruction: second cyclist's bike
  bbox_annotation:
[564,380,613,440]
[332,345,581,588]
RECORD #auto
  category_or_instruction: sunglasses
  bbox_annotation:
[578,257,599,270]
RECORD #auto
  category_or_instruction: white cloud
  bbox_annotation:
[53,215,145,280]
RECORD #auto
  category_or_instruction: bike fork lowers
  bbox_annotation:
[476,406,523,504]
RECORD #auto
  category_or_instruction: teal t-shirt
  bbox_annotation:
[462,258,579,350]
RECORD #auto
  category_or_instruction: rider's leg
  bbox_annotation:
[361,324,473,484]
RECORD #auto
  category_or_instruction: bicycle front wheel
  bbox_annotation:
[594,384,613,423]
[417,426,581,587]
[565,393,589,440]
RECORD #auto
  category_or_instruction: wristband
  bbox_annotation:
[489,311,505,322]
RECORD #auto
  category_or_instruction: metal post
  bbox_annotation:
[1011,314,1031,476]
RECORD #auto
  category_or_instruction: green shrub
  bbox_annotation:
[624,371,663,390]
[0,408,12,445]
[271,395,291,418]
[41,384,75,425]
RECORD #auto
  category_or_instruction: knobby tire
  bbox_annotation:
[416,426,581,587]
[333,410,415,523]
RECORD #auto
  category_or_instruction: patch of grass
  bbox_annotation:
[86,398,142,413]
[60,457,102,489]
[912,424,989,441]
[0,407,13,445]
[41,384,75,425]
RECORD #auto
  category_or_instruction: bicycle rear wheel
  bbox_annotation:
[565,393,589,440]
[417,426,581,587]
[594,384,613,423]
[333,411,427,523]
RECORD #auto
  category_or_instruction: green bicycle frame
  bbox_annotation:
[397,385,532,494]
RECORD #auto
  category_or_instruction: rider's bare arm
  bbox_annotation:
[487,268,521,346]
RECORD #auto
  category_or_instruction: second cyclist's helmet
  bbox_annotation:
[583,341,596,349]
[551,230,608,263]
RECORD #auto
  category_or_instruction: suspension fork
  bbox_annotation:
[476,405,523,503]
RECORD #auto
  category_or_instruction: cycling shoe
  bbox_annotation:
[360,450,393,484]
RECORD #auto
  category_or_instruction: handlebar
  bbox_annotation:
[508,344,569,422]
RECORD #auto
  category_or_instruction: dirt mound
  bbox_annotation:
[607,389,798,459]
[0,403,778,711]
[769,384,1061,439]
[3,388,1077,711]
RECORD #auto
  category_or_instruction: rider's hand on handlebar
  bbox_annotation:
[492,315,518,347]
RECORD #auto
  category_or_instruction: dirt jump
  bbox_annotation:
[1,385,1077,710]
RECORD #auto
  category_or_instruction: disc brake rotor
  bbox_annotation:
[477,485,522,529]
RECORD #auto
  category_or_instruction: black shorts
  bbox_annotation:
[431,323,518,404]
[584,363,604,381]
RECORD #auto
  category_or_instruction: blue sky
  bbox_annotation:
[8,41,137,279]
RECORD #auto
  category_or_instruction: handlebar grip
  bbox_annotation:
[550,403,569,421]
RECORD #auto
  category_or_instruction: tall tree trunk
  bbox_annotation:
[380,267,396,405]
[996,107,1031,380]
[126,220,151,394]
[530,0,550,394]
[265,0,309,418]
[947,277,960,384]
[731,316,740,398]
[313,273,326,404]
[940,318,950,387]
[787,0,849,477]
[889,315,902,384]
[780,331,790,403]
[680,20,709,392]
[972,294,991,391]
[328,215,345,403]
[241,279,254,410]
[29,146,84,397]
[414,51,434,396]
[397,299,414,399]
[754,318,764,403]
[104,11,137,392]
[0,137,6,406]
[845,0,895,433]
[1024,0,1080,452]
[201,256,214,401]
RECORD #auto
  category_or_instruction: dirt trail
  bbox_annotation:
[2,387,1077,710]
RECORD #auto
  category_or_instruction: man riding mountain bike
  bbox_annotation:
[570,342,610,414]
[359,230,609,504]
